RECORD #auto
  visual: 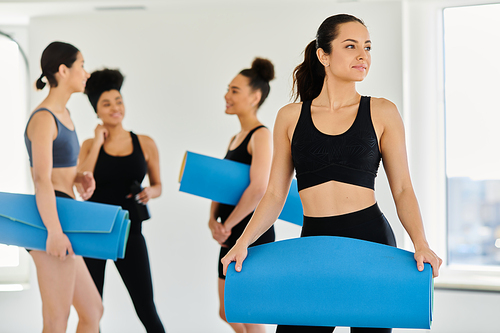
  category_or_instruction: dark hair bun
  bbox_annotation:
[85,68,124,112]
[85,68,124,97]
[251,58,275,82]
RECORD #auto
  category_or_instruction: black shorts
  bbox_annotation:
[54,190,72,199]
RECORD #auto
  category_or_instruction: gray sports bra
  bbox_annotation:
[24,108,80,168]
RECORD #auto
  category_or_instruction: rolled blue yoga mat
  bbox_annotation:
[179,151,303,226]
[225,236,433,329]
[0,192,131,260]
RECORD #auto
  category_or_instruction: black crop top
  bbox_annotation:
[224,125,265,164]
[217,125,267,223]
[291,96,381,191]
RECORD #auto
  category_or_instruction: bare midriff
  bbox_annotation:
[30,167,77,199]
[299,180,376,217]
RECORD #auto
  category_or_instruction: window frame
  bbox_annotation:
[404,0,500,292]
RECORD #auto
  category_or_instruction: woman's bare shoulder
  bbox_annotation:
[276,102,302,123]
[252,125,271,138]
[81,138,94,150]
[135,133,154,143]
[28,107,54,122]
[370,97,399,116]
[136,134,158,151]
[26,108,57,138]
[370,97,404,135]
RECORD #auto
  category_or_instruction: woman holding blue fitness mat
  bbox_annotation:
[221,14,442,333]
[77,68,165,332]
[24,41,103,333]
[209,58,276,333]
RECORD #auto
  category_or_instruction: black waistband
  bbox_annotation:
[54,190,73,199]
[303,203,382,232]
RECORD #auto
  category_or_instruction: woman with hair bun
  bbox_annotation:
[209,57,276,333]
[77,68,165,332]
[222,14,442,333]
[25,41,102,333]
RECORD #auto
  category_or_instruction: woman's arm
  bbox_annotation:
[28,111,74,258]
[375,98,442,277]
[208,201,231,246]
[77,125,107,174]
[207,135,238,246]
[136,135,161,203]
[221,127,272,231]
[221,104,299,275]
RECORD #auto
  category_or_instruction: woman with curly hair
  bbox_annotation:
[78,68,165,333]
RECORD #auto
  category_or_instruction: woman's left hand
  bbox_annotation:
[414,246,443,278]
[134,187,152,204]
[75,171,95,200]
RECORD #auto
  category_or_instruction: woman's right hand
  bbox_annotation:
[221,240,248,276]
[208,218,231,247]
[46,231,75,260]
[94,124,108,146]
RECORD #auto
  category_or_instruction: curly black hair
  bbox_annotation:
[85,68,124,112]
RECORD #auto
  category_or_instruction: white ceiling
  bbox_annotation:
[0,0,498,24]
[0,0,389,24]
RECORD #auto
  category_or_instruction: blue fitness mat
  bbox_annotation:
[225,236,433,329]
[0,192,131,260]
[179,151,303,226]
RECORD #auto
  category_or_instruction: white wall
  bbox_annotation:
[2,1,498,333]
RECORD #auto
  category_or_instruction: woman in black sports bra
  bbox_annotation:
[222,15,442,333]
[209,58,276,333]
[25,42,103,333]
[77,69,165,332]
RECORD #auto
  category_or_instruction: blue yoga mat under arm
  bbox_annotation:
[0,192,131,260]
[225,236,433,329]
[178,151,303,225]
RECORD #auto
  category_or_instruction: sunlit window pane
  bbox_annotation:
[444,4,500,267]
[0,34,28,270]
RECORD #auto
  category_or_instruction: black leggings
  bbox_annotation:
[276,203,395,333]
[84,231,165,333]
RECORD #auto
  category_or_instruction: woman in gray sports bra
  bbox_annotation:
[24,41,102,333]
[221,14,442,333]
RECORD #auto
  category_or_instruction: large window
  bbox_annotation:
[444,4,500,268]
[0,30,31,290]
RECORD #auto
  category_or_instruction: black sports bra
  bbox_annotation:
[224,125,266,164]
[291,96,381,191]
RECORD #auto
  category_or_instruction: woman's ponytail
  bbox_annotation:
[35,41,80,90]
[35,73,46,90]
[292,40,324,102]
[292,14,366,102]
